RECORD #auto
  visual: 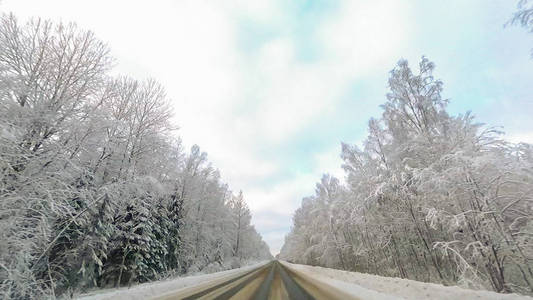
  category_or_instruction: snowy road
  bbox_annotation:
[152,260,362,299]
[79,261,533,300]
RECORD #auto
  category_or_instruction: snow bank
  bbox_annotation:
[283,262,533,300]
[76,261,269,300]
[280,261,399,300]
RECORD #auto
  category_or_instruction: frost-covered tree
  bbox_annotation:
[510,0,533,55]
[0,13,270,299]
[280,57,533,296]
[511,0,533,33]
[230,191,251,258]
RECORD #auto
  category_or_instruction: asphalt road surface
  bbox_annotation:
[153,261,359,300]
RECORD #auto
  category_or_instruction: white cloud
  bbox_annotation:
[246,144,348,254]
[245,146,345,220]
[2,0,413,255]
[506,132,533,144]
[237,0,413,145]
[222,0,283,24]
[260,229,288,256]
[319,0,413,77]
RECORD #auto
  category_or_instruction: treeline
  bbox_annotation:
[0,14,270,299]
[280,57,533,295]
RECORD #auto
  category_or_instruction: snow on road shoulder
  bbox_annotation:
[280,261,399,300]
[282,261,533,300]
[76,261,268,300]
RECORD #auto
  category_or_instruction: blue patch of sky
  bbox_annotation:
[406,0,533,122]
[241,0,533,189]
[237,0,339,62]
[253,79,388,187]
[250,0,533,252]
[282,0,339,62]
[236,18,278,55]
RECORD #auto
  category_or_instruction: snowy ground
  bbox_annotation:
[76,261,533,299]
[75,261,269,300]
[284,261,533,300]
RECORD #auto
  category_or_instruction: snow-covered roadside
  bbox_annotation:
[280,261,398,300]
[76,261,269,300]
[283,262,532,300]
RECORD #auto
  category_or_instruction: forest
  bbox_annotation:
[280,3,533,295]
[0,13,271,299]
[279,57,533,294]
[2,0,533,299]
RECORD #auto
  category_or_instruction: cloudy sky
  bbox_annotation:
[3,0,532,254]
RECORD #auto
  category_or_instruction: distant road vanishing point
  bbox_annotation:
[152,260,359,300]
